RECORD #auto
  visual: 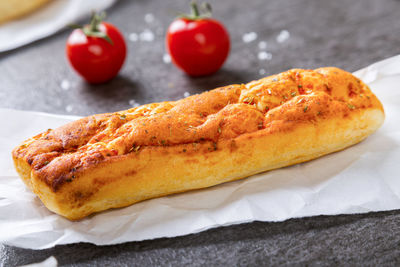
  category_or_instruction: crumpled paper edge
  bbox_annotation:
[353,54,400,82]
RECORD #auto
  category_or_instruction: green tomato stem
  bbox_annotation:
[180,1,212,20]
[191,2,200,18]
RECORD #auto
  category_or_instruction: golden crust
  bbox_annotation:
[12,67,385,220]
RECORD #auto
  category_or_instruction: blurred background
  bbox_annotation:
[0,0,399,116]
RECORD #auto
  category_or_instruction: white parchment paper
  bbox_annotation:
[0,0,116,52]
[1,55,400,249]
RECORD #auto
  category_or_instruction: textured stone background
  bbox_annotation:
[1,0,400,266]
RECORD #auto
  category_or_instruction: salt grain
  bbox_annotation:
[129,99,140,107]
[65,105,73,113]
[259,69,266,75]
[184,92,190,98]
[163,53,171,64]
[276,30,290,43]
[258,51,272,61]
[144,13,154,24]
[60,79,70,90]
[139,29,155,42]
[129,33,138,42]
[258,41,267,50]
[242,32,257,43]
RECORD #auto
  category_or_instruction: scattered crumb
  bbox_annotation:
[259,69,266,75]
[144,13,154,24]
[242,32,257,43]
[276,30,290,43]
[128,33,138,42]
[258,41,268,50]
[129,99,140,107]
[65,105,73,113]
[184,92,190,98]
[258,51,272,61]
[139,29,155,42]
[163,53,171,64]
[22,256,57,267]
[60,79,70,90]
[168,82,174,88]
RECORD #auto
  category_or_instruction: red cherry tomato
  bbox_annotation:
[66,14,126,84]
[166,3,230,76]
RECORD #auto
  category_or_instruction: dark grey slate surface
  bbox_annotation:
[1,0,400,265]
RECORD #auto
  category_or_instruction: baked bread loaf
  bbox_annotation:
[0,0,51,25]
[12,67,385,220]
